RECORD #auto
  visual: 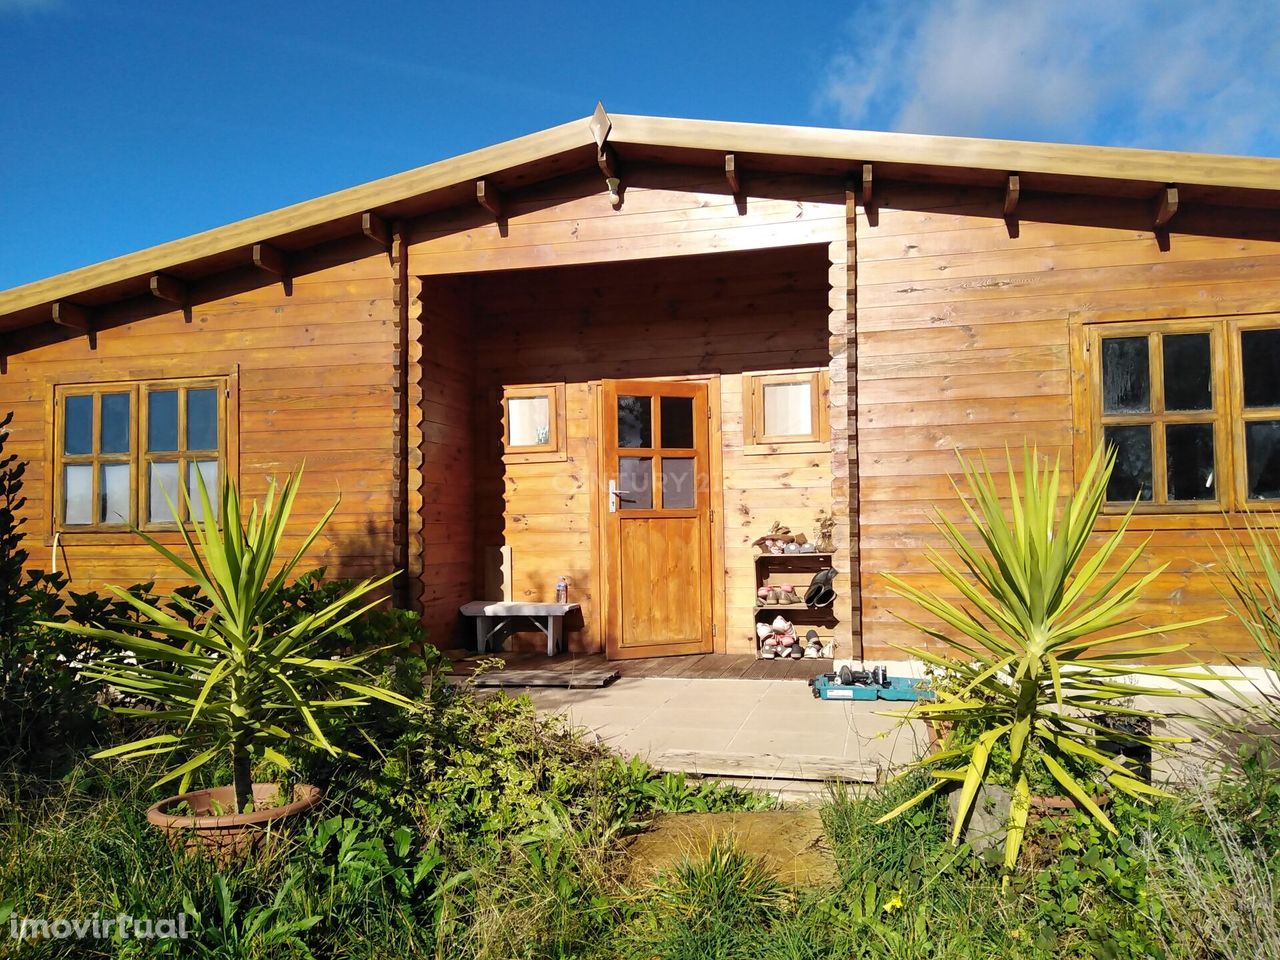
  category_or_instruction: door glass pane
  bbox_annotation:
[762,382,813,436]
[1166,423,1215,501]
[617,457,652,509]
[149,461,180,522]
[659,396,694,448]
[99,393,131,453]
[188,460,220,521]
[186,388,219,450]
[1245,420,1280,500]
[1242,330,1280,409]
[617,396,652,448]
[1162,334,1212,412]
[148,390,179,452]
[661,457,696,509]
[1104,425,1153,502]
[100,463,131,523]
[507,396,550,447]
[64,395,93,455]
[64,465,92,525]
[1101,337,1150,414]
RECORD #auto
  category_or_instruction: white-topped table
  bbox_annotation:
[458,601,581,656]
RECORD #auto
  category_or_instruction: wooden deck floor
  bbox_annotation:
[445,650,833,682]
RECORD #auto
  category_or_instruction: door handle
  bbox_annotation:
[608,479,629,513]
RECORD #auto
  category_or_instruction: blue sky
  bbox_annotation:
[1,0,1277,290]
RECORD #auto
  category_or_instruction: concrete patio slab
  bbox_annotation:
[515,675,931,788]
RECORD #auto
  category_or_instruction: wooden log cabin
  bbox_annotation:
[1,105,1278,663]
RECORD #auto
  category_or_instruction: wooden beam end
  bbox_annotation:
[252,242,287,277]
[362,211,391,248]
[476,179,504,218]
[1003,173,1021,216]
[52,301,91,332]
[1155,185,1179,228]
[725,154,741,196]
[149,273,188,305]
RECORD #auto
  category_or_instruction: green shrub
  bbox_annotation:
[0,412,99,774]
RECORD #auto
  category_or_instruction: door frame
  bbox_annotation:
[591,374,727,658]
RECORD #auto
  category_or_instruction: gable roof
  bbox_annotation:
[3,107,1278,333]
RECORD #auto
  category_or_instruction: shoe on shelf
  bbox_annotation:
[804,568,837,607]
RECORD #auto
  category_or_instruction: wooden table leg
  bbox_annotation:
[476,616,490,652]
[550,616,564,656]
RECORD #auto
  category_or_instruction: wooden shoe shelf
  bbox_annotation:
[753,553,839,658]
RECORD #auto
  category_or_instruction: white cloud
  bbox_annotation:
[816,0,1280,155]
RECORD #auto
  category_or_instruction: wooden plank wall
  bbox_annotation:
[0,242,401,593]
[418,277,476,644]
[407,167,843,276]
[854,183,1280,661]
[461,244,852,656]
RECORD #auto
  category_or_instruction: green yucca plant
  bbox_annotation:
[43,468,421,814]
[878,443,1223,885]
[1218,512,1280,719]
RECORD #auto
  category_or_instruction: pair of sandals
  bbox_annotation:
[804,568,837,608]
[756,584,802,606]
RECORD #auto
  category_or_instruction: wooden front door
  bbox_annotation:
[601,379,713,659]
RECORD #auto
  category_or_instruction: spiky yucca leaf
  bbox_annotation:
[1217,512,1280,719]
[42,467,422,813]
[877,443,1224,887]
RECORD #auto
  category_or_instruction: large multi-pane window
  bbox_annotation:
[1085,317,1280,511]
[54,379,227,530]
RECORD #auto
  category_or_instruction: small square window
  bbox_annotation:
[743,371,828,450]
[501,383,566,462]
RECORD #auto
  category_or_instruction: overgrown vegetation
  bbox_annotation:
[0,411,98,774]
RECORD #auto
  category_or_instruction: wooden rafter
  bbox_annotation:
[725,154,740,196]
[1155,185,1179,227]
[52,301,90,331]
[362,211,391,248]
[251,243,287,277]
[860,163,873,205]
[1003,174,1021,216]
[149,273,187,305]
[476,179,503,218]
[597,144,618,181]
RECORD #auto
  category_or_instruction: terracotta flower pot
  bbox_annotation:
[146,782,323,864]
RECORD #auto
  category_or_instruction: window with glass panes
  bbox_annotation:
[54,379,227,530]
[1084,317,1280,511]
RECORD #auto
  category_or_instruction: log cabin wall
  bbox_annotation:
[0,240,401,593]
[417,277,476,643]
[403,165,854,656]
[853,183,1280,661]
